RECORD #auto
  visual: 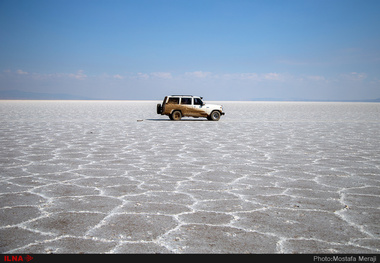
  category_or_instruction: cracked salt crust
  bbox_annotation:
[0,101,379,253]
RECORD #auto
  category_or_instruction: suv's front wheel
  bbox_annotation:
[171,110,182,121]
[209,111,221,121]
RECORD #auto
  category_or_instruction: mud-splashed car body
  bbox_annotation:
[157,95,225,121]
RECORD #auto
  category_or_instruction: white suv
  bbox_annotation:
[157,95,225,121]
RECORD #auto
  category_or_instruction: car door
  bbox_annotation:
[179,97,193,116]
[192,98,207,117]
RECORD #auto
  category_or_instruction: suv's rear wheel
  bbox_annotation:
[209,111,221,121]
[171,110,182,121]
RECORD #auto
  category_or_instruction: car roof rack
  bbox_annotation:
[170,95,203,98]
[169,95,203,100]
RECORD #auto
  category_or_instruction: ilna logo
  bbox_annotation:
[3,255,33,262]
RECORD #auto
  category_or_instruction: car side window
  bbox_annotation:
[194,98,203,105]
[181,98,192,105]
[167,97,179,104]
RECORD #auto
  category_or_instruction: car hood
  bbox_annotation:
[204,103,222,108]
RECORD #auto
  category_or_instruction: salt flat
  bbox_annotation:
[0,100,379,253]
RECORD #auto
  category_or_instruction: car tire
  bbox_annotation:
[157,104,162,114]
[209,111,221,121]
[171,110,182,121]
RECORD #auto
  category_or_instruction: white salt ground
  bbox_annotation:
[0,100,379,253]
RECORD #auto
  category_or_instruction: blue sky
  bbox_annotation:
[1,0,379,100]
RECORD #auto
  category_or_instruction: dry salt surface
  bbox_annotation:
[0,100,379,254]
